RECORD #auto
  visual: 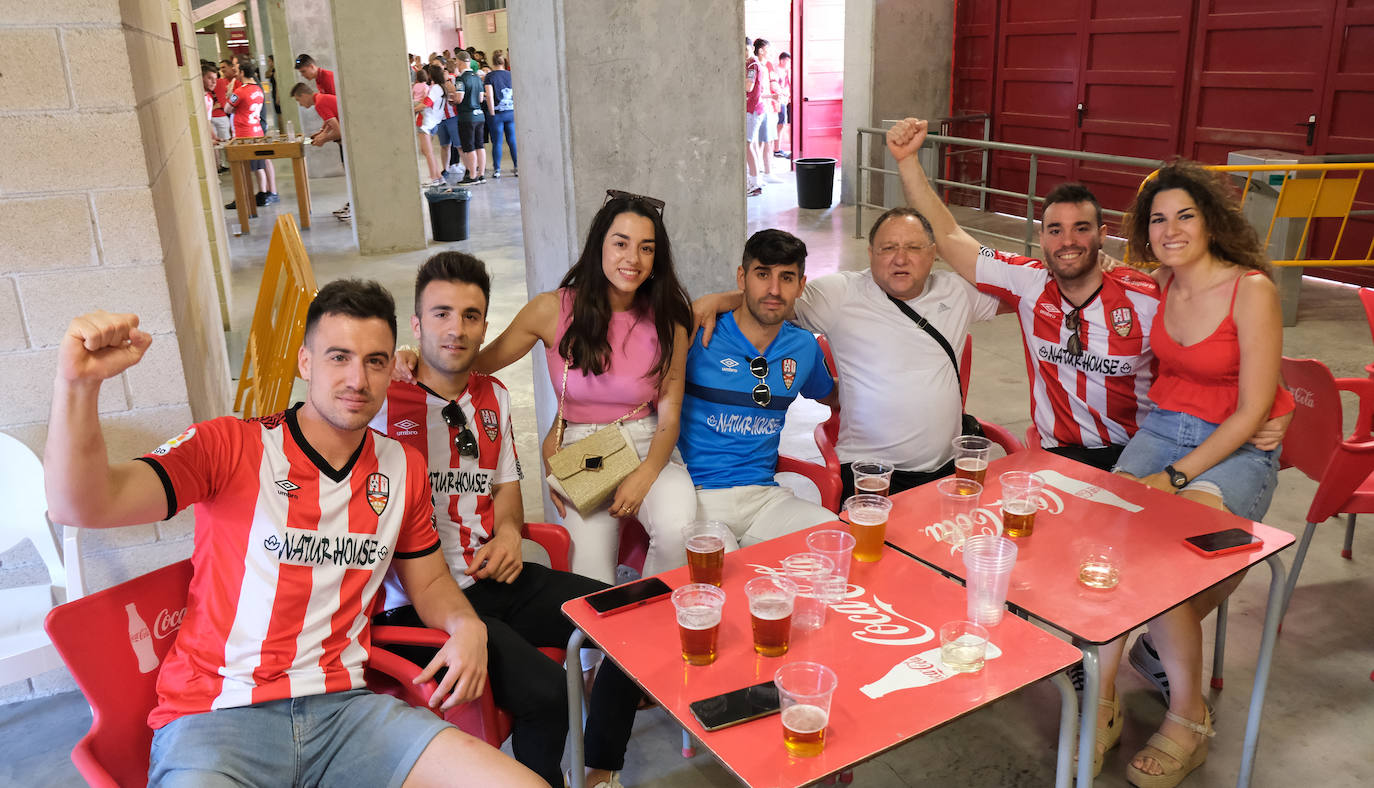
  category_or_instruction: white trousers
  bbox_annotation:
[558,415,695,584]
[694,484,837,548]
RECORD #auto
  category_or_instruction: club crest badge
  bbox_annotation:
[479,408,499,442]
[1111,307,1134,337]
[781,358,797,390]
[366,473,390,516]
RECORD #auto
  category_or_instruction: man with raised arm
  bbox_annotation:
[43,280,540,787]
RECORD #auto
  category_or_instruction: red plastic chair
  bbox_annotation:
[1277,357,1374,618]
[1359,288,1374,379]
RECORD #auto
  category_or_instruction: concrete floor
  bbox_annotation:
[3,159,1372,788]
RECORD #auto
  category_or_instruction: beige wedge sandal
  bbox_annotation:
[1126,706,1215,788]
[1074,694,1124,777]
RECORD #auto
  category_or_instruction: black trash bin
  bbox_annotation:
[794,157,837,209]
[425,187,471,242]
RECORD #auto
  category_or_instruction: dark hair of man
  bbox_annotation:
[219,59,231,68]
[295,53,315,67]
[557,197,691,381]
[424,64,446,86]
[1124,159,1271,274]
[238,61,258,81]
[742,229,808,276]
[202,64,219,77]
[867,206,935,247]
[305,279,397,343]
[290,82,314,98]
[1042,182,1102,227]
[753,38,769,54]
[414,252,491,317]
[466,46,476,55]
[779,52,791,62]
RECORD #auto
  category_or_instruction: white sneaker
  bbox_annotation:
[332,202,351,216]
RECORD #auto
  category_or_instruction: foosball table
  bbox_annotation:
[221,135,312,234]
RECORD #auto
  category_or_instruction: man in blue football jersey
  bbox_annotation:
[677,229,839,547]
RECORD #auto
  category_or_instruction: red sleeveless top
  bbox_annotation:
[1148,271,1294,425]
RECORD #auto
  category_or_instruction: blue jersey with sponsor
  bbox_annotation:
[678,312,833,489]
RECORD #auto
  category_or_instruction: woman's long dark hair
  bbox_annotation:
[557,196,691,382]
[1125,159,1271,275]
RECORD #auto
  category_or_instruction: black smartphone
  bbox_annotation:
[1184,528,1263,557]
[689,681,781,732]
[584,577,673,616]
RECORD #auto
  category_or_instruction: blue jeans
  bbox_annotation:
[1114,407,1280,520]
[490,109,517,171]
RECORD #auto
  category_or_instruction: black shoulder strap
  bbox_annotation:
[886,294,964,399]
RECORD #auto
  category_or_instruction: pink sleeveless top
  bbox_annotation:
[545,288,661,424]
[1149,271,1294,425]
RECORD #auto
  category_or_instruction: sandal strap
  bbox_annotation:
[1140,731,1191,765]
[1164,709,1216,738]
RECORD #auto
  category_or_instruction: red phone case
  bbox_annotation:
[1183,531,1263,558]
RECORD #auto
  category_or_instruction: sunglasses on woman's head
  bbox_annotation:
[604,189,666,216]
[441,401,480,458]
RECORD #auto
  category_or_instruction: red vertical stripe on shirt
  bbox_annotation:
[319,436,382,692]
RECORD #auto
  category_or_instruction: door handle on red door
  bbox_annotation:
[1295,114,1316,146]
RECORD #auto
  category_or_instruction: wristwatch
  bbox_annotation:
[1164,464,1188,489]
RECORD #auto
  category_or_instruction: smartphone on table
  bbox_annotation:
[584,577,672,616]
[689,681,781,731]
[1183,528,1262,558]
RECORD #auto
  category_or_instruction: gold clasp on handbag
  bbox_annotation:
[582,455,604,471]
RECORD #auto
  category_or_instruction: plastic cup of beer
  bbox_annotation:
[851,459,895,497]
[998,471,1045,538]
[745,576,798,657]
[672,584,726,666]
[936,478,983,546]
[806,529,856,583]
[939,620,989,672]
[961,534,1019,626]
[774,661,838,758]
[683,520,732,586]
[1077,542,1121,589]
[842,494,892,562]
[951,436,992,485]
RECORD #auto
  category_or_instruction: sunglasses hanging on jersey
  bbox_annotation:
[441,401,480,458]
[749,356,771,407]
[1062,284,1103,357]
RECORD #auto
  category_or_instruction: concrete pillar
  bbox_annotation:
[509,0,745,518]
[283,0,343,177]
[330,0,426,254]
[841,0,955,218]
[263,0,300,135]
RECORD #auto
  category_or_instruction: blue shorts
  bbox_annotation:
[1114,407,1279,521]
[435,115,460,148]
[148,689,451,788]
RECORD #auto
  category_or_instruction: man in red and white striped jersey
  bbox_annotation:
[375,252,643,788]
[44,281,541,787]
[888,117,1288,470]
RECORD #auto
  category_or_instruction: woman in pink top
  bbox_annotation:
[474,192,696,585]
[1085,161,1291,788]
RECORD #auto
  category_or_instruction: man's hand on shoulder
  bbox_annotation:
[59,311,152,385]
[886,117,927,163]
[692,290,743,347]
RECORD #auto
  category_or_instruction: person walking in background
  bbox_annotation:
[484,53,517,178]
[452,51,487,185]
[773,52,792,160]
[414,69,445,186]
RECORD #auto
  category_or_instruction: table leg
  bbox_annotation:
[233,162,252,233]
[566,628,588,788]
[1076,644,1100,788]
[1050,671,1079,788]
[1211,598,1228,690]
[293,156,311,229]
[1236,554,1287,788]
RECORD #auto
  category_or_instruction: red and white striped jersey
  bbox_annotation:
[138,405,437,729]
[975,246,1161,450]
[371,375,522,596]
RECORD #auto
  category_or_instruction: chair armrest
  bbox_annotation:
[523,522,572,573]
[371,624,451,649]
[366,643,441,713]
[778,455,842,512]
[1335,377,1374,441]
[978,419,1025,455]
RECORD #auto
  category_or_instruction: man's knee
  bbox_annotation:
[406,728,542,788]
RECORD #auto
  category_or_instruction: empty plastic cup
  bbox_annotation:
[962,534,1018,626]
[805,529,857,582]
[936,478,983,546]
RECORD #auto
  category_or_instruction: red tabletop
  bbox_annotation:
[563,524,1082,788]
[883,450,1296,644]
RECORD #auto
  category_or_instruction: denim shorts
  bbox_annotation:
[148,690,451,788]
[1114,407,1279,521]
[435,115,460,148]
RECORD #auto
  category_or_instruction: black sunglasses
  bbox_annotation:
[604,189,666,216]
[441,401,480,458]
[1064,307,1084,356]
[748,356,771,407]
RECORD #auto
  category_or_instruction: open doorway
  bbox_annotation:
[745,0,844,170]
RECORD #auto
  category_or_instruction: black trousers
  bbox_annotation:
[374,563,642,786]
[840,458,956,501]
[1045,443,1125,472]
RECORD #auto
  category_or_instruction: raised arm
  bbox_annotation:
[887,117,983,285]
[473,290,559,374]
[45,311,170,528]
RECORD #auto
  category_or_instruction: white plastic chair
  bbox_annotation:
[0,431,79,685]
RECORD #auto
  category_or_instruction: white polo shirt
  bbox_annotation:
[793,269,1000,472]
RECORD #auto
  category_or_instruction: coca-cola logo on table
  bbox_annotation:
[922,490,1066,553]
[747,564,935,647]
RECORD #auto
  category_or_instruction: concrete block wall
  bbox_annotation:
[0,0,232,703]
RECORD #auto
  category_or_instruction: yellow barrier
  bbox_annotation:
[232,215,318,418]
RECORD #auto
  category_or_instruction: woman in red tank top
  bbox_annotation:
[1083,161,1292,788]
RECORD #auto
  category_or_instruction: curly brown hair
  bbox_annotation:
[1124,159,1271,275]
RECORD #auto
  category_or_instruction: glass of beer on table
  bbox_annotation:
[774,661,838,758]
[683,520,733,586]
[745,576,798,657]
[951,436,992,484]
[672,584,726,665]
[842,494,892,562]
[851,459,895,497]
[998,471,1045,538]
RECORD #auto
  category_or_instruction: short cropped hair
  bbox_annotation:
[457,51,471,62]
[414,252,491,316]
[201,64,219,77]
[305,279,397,343]
[753,38,769,54]
[742,229,808,276]
[1042,182,1103,227]
[294,54,316,68]
[867,207,935,246]
[290,82,314,98]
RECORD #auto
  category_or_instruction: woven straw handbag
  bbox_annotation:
[544,359,647,513]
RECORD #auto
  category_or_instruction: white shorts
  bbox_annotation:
[747,111,777,143]
[695,484,836,547]
[210,115,232,142]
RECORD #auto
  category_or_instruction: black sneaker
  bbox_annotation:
[254,192,269,207]
[457,176,476,185]
[474,176,486,184]
[225,200,236,209]
[217,165,229,173]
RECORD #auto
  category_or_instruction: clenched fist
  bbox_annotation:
[885,117,929,163]
[58,311,152,384]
